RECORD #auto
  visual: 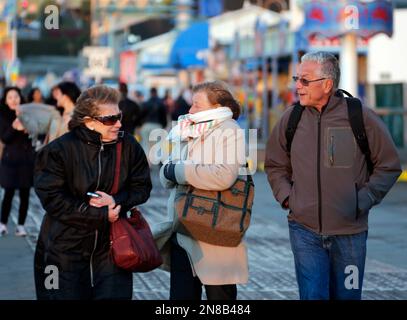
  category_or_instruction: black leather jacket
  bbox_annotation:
[33,125,152,299]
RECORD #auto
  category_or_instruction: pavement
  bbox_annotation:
[0,169,406,300]
[0,229,35,300]
[397,148,407,181]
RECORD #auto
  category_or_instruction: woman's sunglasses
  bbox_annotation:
[93,112,122,126]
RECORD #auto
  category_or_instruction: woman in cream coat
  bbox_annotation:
[153,81,248,300]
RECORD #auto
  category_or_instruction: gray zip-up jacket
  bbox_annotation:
[265,92,402,235]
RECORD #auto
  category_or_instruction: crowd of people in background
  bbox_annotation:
[0,80,193,237]
[0,81,191,236]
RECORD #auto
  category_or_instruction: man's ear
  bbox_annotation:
[324,79,334,94]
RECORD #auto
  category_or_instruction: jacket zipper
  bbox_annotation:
[90,230,98,287]
[317,113,322,233]
[329,135,334,166]
[90,143,103,287]
[95,143,103,191]
[355,183,359,220]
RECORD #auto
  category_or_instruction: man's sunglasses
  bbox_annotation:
[93,112,122,126]
[292,76,326,86]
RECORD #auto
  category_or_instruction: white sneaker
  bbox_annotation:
[15,225,27,237]
[0,223,8,236]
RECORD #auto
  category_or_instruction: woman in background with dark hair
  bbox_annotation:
[55,81,81,135]
[0,87,35,237]
[45,85,61,110]
[46,81,81,142]
[27,87,44,103]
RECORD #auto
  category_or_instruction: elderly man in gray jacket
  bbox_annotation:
[265,51,401,300]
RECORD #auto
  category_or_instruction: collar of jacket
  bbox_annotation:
[305,90,343,115]
[73,125,123,147]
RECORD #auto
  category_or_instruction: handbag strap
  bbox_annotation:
[110,141,123,195]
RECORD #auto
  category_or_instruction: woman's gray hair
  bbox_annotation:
[68,85,120,130]
[301,52,340,89]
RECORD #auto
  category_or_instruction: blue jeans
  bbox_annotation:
[288,220,368,300]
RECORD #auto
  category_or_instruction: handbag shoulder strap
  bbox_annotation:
[110,141,123,195]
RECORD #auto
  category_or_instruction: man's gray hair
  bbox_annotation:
[301,52,340,89]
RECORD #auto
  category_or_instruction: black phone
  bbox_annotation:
[87,192,101,198]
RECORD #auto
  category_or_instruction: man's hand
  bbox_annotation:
[282,197,289,210]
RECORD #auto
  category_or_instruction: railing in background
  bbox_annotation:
[372,108,406,116]
[372,107,406,148]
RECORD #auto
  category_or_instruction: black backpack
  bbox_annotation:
[285,89,373,174]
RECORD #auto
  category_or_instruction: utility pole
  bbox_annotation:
[10,16,17,65]
[340,33,358,96]
[175,0,194,31]
[6,7,18,85]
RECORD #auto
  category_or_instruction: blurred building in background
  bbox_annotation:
[1,0,406,148]
[1,0,90,96]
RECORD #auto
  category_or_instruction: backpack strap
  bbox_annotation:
[285,102,304,153]
[337,88,353,98]
[346,97,374,175]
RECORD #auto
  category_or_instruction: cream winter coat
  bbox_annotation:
[152,118,249,285]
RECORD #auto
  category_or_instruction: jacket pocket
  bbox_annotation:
[325,127,356,168]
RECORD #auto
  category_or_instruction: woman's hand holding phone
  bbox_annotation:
[88,191,115,208]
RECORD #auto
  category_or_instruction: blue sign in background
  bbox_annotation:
[302,0,393,39]
[199,0,224,18]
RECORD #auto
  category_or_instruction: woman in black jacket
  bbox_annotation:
[0,86,34,237]
[34,85,152,300]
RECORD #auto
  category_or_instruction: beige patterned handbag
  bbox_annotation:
[174,175,254,247]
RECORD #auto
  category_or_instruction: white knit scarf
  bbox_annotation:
[167,107,233,142]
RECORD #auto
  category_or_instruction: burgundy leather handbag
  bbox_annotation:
[109,142,162,272]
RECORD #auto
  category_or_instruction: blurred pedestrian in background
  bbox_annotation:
[118,82,141,135]
[134,90,145,105]
[0,87,35,237]
[140,87,168,159]
[171,89,191,121]
[45,85,63,115]
[25,87,46,145]
[163,89,175,119]
[27,87,44,104]
[47,81,81,142]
